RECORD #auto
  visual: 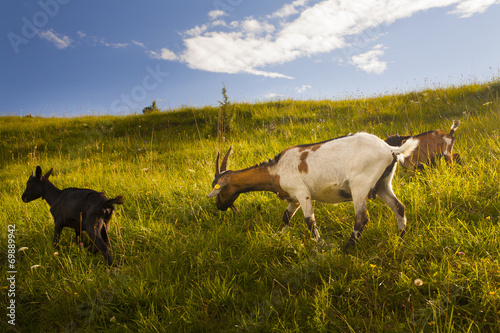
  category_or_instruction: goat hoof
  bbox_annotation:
[279,226,289,235]
[343,240,356,254]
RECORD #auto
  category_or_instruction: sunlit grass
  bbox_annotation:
[1,80,500,331]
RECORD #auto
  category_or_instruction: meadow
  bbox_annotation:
[1,81,500,332]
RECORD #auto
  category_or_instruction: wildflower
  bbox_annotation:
[414,278,423,287]
[488,291,496,295]
[457,251,465,256]
[369,264,377,269]
[18,247,29,252]
[53,252,59,256]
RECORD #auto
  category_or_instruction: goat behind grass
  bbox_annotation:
[21,166,124,266]
[385,120,461,171]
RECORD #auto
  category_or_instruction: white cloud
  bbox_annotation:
[159,48,178,61]
[185,24,209,37]
[266,92,287,99]
[208,10,227,20]
[242,19,275,36]
[449,0,500,17]
[269,0,310,18]
[77,31,129,49]
[149,48,178,61]
[350,44,387,74]
[103,42,128,48]
[212,20,228,28]
[132,40,145,48]
[296,84,312,93]
[38,29,72,49]
[160,0,500,78]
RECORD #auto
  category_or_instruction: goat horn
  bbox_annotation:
[214,151,221,176]
[44,168,53,179]
[220,145,232,173]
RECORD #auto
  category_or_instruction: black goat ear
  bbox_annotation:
[35,166,42,180]
[44,168,53,179]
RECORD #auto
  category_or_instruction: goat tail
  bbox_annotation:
[389,138,419,164]
[103,195,125,208]
[449,120,460,136]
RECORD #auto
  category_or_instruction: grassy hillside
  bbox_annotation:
[1,81,500,332]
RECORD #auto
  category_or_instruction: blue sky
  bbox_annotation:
[2,0,500,117]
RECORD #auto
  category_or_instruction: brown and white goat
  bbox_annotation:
[208,133,418,252]
[385,120,460,170]
[21,166,124,266]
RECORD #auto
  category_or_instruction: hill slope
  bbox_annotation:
[1,81,500,332]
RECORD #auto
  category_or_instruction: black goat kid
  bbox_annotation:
[21,166,124,266]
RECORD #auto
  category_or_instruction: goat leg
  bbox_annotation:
[304,216,321,241]
[344,200,369,253]
[86,222,113,266]
[53,221,64,247]
[298,196,322,242]
[281,202,300,233]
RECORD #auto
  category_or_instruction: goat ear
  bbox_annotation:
[35,166,42,180]
[44,168,53,179]
[220,145,232,173]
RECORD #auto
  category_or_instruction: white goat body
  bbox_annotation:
[208,132,418,251]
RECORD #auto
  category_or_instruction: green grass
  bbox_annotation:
[1,80,500,332]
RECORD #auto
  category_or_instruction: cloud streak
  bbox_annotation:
[161,0,499,77]
[450,0,500,17]
[76,30,130,49]
[38,29,72,49]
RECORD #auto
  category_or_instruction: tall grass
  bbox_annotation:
[1,80,500,332]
